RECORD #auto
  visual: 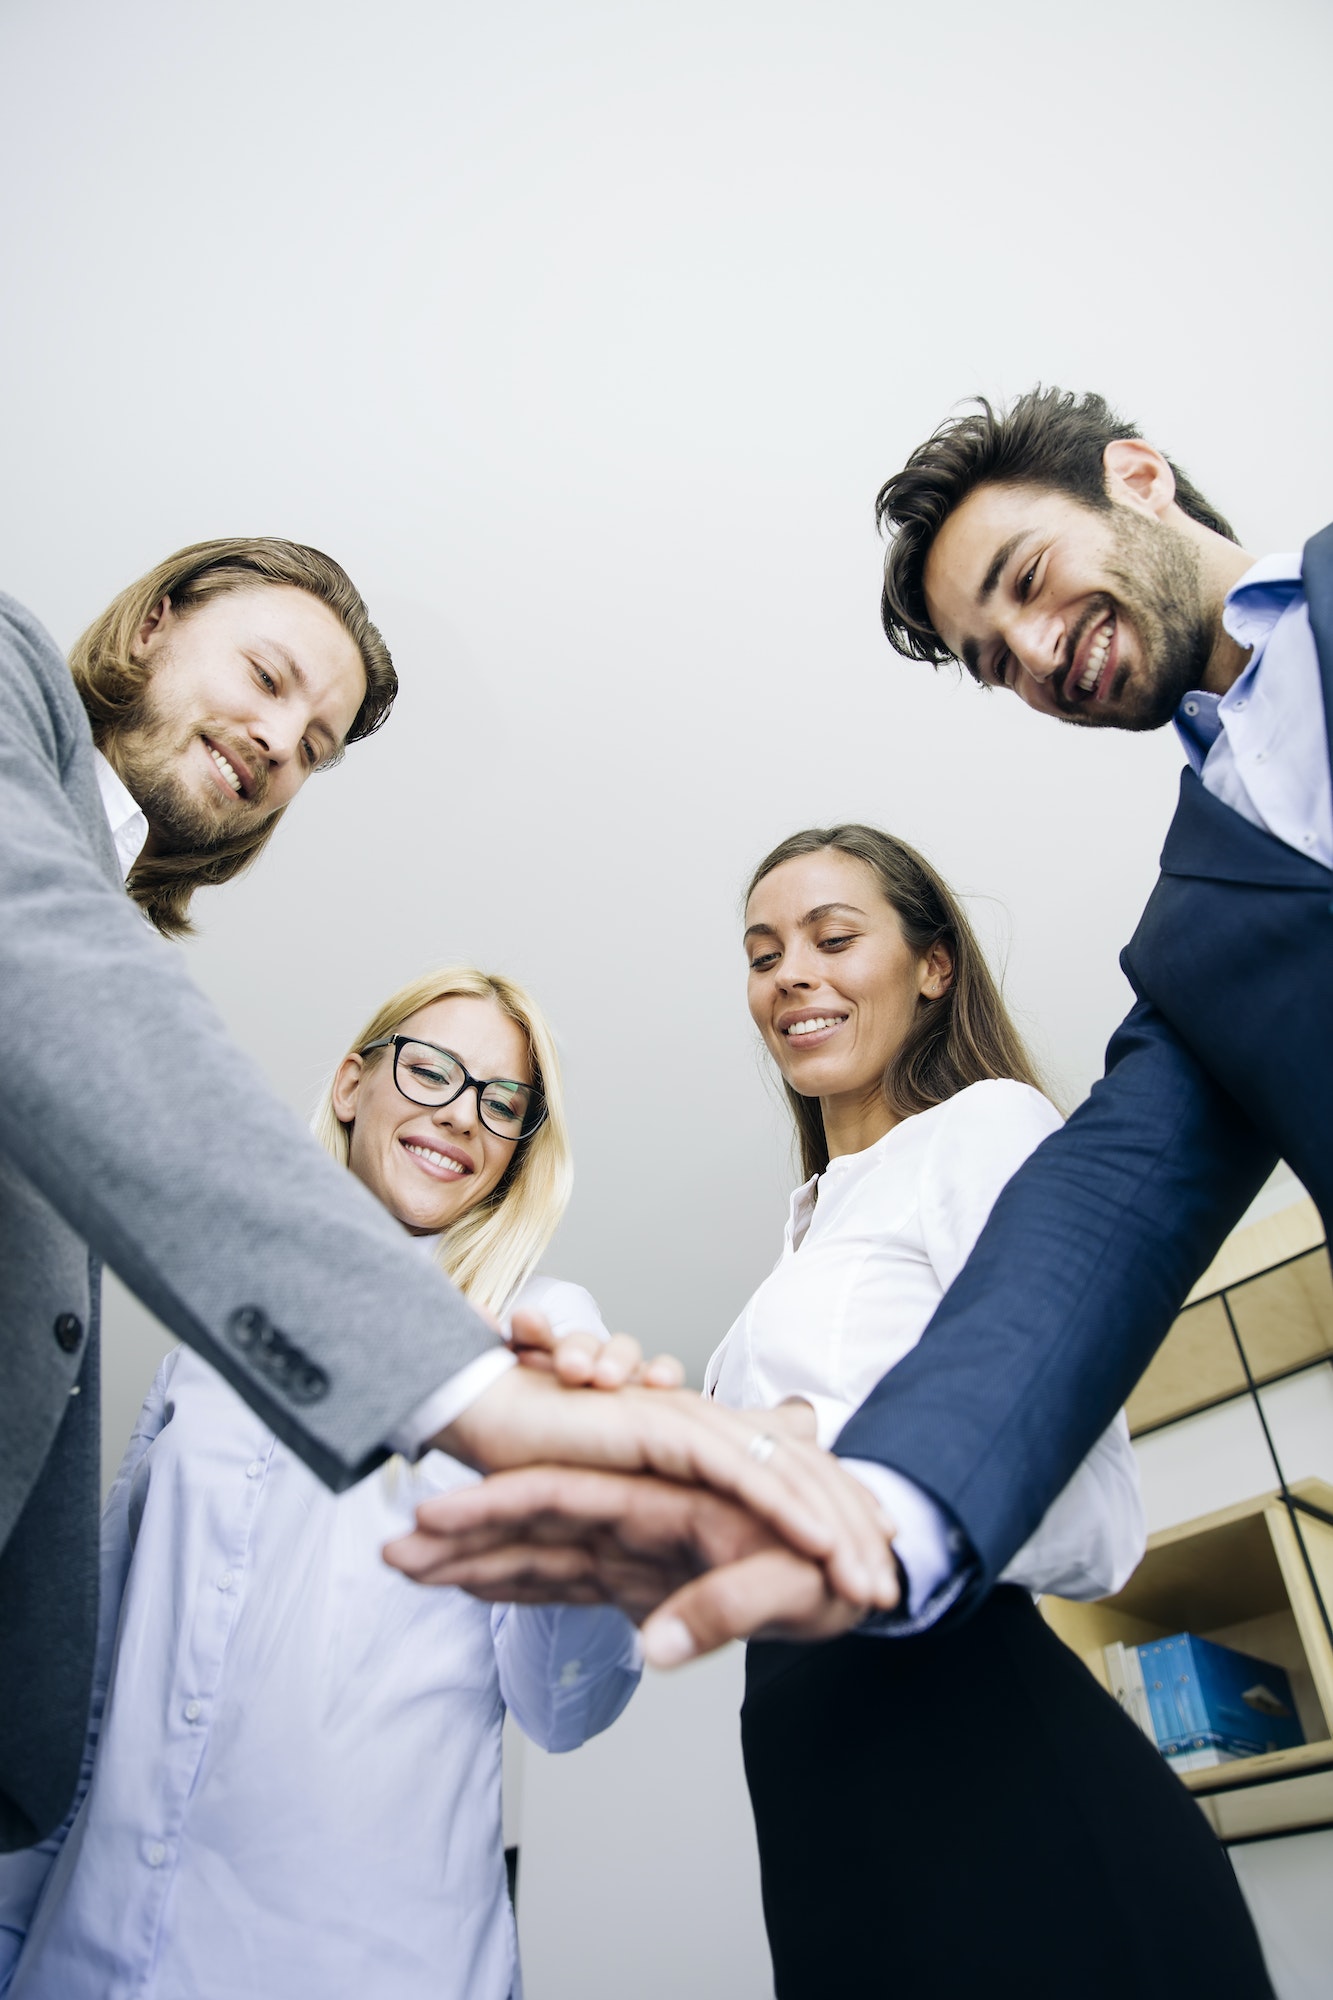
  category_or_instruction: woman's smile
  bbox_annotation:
[399,1135,474,1181]
[745,846,954,1160]
[777,1008,850,1052]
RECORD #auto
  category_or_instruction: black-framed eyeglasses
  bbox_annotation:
[361,1035,547,1141]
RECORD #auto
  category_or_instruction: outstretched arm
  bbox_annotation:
[402,1377,902,1613]
[834,996,1273,1606]
[0,597,498,1494]
[395,999,1274,1661]
[388,1464,877,1667]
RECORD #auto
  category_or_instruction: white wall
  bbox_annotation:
[515,1645,771,2000]
[1231,1832,1333,1998]
[2,2,1330,1995]
[5,0,1331,1405]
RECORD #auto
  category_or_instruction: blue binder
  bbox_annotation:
[1134,1634,1304,1762]
[1136,1639,1190,1750]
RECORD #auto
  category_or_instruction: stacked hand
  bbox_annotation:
[383,1312,901,1664]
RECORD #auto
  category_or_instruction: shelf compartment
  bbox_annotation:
[1042,1479,1333,1841]
[1126,1202,1330,1437]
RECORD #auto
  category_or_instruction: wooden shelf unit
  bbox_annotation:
[1042,1479,1333,1842]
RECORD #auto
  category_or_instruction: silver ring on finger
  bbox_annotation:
[747,1432,779,1465]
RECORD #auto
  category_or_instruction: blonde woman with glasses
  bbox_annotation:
[0,968,655,2000]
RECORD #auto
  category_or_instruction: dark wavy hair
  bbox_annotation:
[876,387,1238,666]
[747,824,1045,1181]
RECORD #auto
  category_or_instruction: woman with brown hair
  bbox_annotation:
[708,824,1273,1999]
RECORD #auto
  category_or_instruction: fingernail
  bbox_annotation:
[642,1616,697,1669]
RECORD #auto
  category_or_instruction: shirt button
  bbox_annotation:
[217,1571,235,1592]
[245,1461,264,1479]
[1183,700,1200,717]
[145,1841,167,1868]
[1233,698,1246,710]
[1254,751,1267,763]
[53,1313,83,1353]
[183,1700,202,1722]
[558,1659,583,1687]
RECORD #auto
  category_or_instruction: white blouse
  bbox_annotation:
[0,1275,640,2000]
[704,1081,1145,1601]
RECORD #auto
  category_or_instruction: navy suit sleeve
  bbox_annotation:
[834,994,1275,1597]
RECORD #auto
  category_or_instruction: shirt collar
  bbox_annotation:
[1220,550,1302,654]
[1173,551,1302,763]
[94,750,149,882]
[786,1175,819,1244]
[785,1120,912,1242]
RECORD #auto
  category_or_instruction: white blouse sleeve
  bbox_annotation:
[918,1080,1064,1289]
[508,1275,610,1341]
[998,1410,1146,1600]
[919,1082,1146,1602]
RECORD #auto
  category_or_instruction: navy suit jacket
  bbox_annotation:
[836,523,1333,1608]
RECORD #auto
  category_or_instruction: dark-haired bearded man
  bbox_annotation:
[402,390,1328,1990]
[397,389,1330,1632]
[845,387,1331,1632]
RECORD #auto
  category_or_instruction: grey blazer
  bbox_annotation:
[0,593,498,1850]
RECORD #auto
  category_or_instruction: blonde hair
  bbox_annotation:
[313,966,573,1317]
[70,537,397,939]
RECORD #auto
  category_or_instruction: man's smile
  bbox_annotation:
[1067,612,1117,703]
[201,735,256,801]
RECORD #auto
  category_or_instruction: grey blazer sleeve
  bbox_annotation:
[0,593,500,1492]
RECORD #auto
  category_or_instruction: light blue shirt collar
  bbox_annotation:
[1174,552,1301,767]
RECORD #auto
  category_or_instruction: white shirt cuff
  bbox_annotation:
[840,1459,959,1619]
[387,1347,517,1459]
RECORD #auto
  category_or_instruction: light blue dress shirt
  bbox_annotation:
[849,545,1332,1628]
[0,1277,640,2000]
[1173,550,1332,868]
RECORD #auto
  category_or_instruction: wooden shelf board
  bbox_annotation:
[1178,1737,1333,1796]
[1140,1477,1333,1552]
[1194,1764,1333,1844]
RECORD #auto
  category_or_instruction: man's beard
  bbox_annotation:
[1059,508,1214,733]
[105,690,274,857]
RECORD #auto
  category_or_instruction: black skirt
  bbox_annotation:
[742,1587,1274,1999]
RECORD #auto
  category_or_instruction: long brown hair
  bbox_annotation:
[70,537,397,938]
[747,824,1045,1180]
